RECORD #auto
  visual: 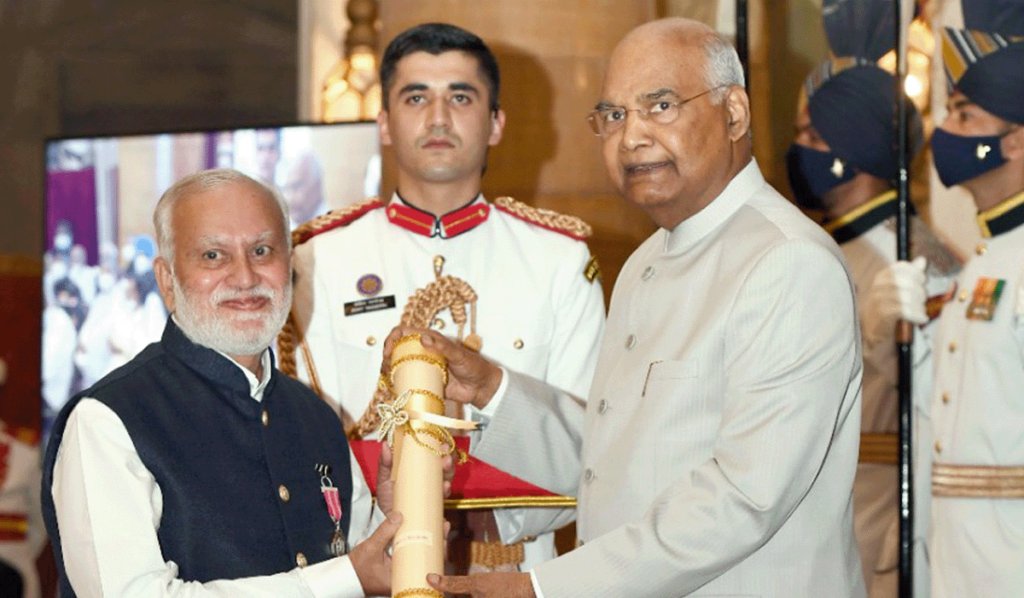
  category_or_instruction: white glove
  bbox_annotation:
[862,256,928,346]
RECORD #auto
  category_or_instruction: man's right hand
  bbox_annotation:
[862,256,929,345]
[349,511,402,596]
[382,327,503,410]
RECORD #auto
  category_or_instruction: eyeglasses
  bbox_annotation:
[586,85,726,137]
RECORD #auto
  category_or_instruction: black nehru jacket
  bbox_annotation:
[41,318,352,597]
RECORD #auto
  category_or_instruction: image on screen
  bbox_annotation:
[41,121,380,441]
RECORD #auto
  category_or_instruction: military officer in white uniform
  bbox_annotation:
[786,57,960,596]
[870,15,1024,597]
[418,18,865,598]
[283,23,605,572]
[0,413,46,598]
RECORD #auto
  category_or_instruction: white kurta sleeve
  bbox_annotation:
[52,399,366,598]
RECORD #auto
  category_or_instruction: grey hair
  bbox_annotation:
[703,32,745,104]
[153,168,291,263]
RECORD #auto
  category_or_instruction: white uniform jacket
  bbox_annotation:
[475,161,866,597]
[290,194,604,419]
[290,193,605,567]
[0,426,45,598]
[929,191,1024,598]
[826,192,959,598]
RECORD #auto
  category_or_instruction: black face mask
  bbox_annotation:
[785,144,856,211]
[931,127,1012,187]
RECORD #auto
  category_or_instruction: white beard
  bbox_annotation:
[171,274,291,358]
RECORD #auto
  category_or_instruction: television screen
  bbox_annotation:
[41,121,380,441]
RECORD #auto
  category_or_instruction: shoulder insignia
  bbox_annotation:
[493,196,593,240]
[291,198,385,247]
[583,255,601,283]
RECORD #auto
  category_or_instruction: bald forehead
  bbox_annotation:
[603,19,710,100]
[622,17,715,45]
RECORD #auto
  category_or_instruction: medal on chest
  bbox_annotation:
[966,277,1005,321]
[316,463,348,556]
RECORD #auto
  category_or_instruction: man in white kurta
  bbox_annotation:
[422,18,865,598]
[459,159,865,597]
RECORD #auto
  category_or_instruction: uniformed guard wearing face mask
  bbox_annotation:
[786,49,960,596]
[866,4,1024,597]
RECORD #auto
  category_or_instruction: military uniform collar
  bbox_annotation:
[977,189,1024,238]
[163,316,277,399]
[385,193,491,239]
[823,190,899,244]
[664,159,765,255]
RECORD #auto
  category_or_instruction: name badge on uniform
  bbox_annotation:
[344,295,396,316]
[966,277,1005,321]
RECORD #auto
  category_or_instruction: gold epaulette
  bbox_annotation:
[282,201,384,380]
[290,197,384,247]
[493,196,593,240]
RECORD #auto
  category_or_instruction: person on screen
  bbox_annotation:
[67,244,98,306]
[280,22,605,574]
[419,17,863,597]
[254,128,283,187]
[281,152,328,227]
[106,263,166,372]
[42,280,78,418]
[41,168,404,597]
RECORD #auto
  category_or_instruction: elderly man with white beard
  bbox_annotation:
[41,169,404,598]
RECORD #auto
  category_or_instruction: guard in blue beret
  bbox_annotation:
[867,4,1024,597]
[787,55,960,598]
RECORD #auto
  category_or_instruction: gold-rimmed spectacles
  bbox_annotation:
[587,85,725,137]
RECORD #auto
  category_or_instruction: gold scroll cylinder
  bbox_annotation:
[390,335,447,598]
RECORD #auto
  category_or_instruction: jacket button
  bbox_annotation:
[261,410,269,426]
[934,441,943,454]
[584,468,595,482]
[366,336,376,346]
[626,334,637,349]
[941,393,950,404]
[278,485,290,502]
[948,341,957,353]
[513,338,524,350]
[295,552,307,567]
[641,266,655,280]
[597,399,608,414]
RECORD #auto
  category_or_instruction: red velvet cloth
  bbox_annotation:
[350,436,560,500]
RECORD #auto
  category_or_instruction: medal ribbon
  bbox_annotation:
[321,485,342,523]
[317,465,348,556]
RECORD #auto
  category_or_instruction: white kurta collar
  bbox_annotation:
[662,159,765,255]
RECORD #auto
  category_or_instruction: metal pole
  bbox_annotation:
[894,1,914,596]
[736,0,749,89]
